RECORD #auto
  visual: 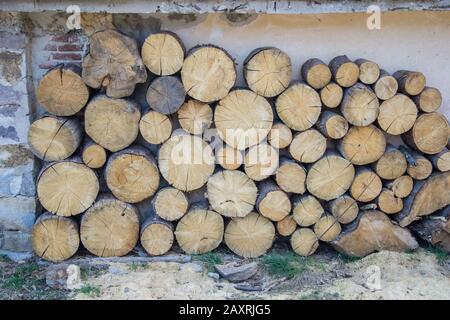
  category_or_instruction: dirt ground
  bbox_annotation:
[2,246,448,300]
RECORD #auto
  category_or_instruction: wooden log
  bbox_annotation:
[412,87,442,113]
[151,187,188,221]
[316,110,349,139]
[289,129,327,163]
[207,170,257,218]
[372,144,407,180]
[80,194,140,257]
[386,175,414,198]
[331,210,418,257]
[105,146,159,203]
[215,145,243,170]
[139,110,172,145]
[181,45,236,103]
[158,134,215,191]
[267,122,292,149]
[402,112,449,155]
[275,157,306,194]
[314,214,341,242]
[393,70,426,96]
[82,29,147,98]
[224,212,275,258]
[81,138,107,169]
[28,115,82,161]
[377,94,418,135]
[244,47,292,97]
[350,168,382,202]
[355,59,380,85]
[215,89,273,150]
[140,218,174,256]
[37,158,99,216]
[275,82,322,131]
[306,151,355,201]
[340,83,379,126]
[320,82,343,108]
[329,195,359,224]
[399,145,433,180]
[178,100,213,135]
[409,207,450,252]
[377,188,403,214]
[395,171,450,227]
[32,213,80,262]
[301,58,332,89]
[146,76,186,115]
[244,143,279,181]
[292,194,324,227]
[85,95,141,152]
[338,125,386,165]
[256,180,291,222]
[276,215,297,237]
[291,228,319,256]
[428,148,450,172]
[36,64,89,116]
[372,69,398,100]
[175,207,224,254]
[141,31,185,76]
[329,55,359,87]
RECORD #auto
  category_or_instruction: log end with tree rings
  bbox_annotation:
[139,111,172,145]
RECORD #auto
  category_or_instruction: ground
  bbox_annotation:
[0,245,449,300]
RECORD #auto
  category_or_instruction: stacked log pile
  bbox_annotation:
[30,29,450,262]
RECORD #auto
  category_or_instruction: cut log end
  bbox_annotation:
[178,100,213,135]
[378,94,418,135]
[215,145,244,170]
[267,123,293,149]
[329,55,359,87]
[139,111,172,145]
[329,195,359,224]
[301,58,332,89]
[388,175,414,198]
[320,82,343,108]
[373,71,398,100]
[350,168,382,203]
[340,83,379,127]
[314,215,342,242]
[82,142,107,169]
[256,180,291,222]
[373,145,407,180]
[413,87,442,113]
[355,59,380,85]
[292,194,324,227]
[316,111,349,140]
[141,220,174,256]
[393,70,426,96]
[244,143,279,181]
[276,215,297,237]
[377,188,403,214]
[291,228,319,256]
[275,159,306,194]
[152,187,188,221]
[146,76,186,115]
[290,129,327,163]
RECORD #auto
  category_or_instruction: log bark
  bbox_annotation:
[175,207,224,254]
[36,64,89,116]
[412,86,442,113]
[224,212,275,258]
[291,228,319,256]
[37,157,99,216]
[329,195,359,224]
[314,214,341,242]
[32,213,80,262]
[81,138,107,169]
[289,129,327,163]
[340,83,379,126]
[428,148,450,172]
[244,143,279,181]
[178,100,213,135]
[316,110,349,139]
[244,47,292,97]
[256,180,291,222]
[329,55,359,87]
[158,134,215,191]
[140,217,174,256]
[399,145,433,180]
[275,157,306,194]
[301,58,332,89]
[372,69,398,100]
[267,122,292,149]
[105,146,159,203]
[319,82,343,108]
[292,194,324,227]
[338,125,386,165]
[355,58,380,85]
[82,29,147,98]
[28,115,82,161]
[275,82,322,131]
[409,207,450,252]
[141,31,185,76]
[181,45,236,103]
[377,94,418,135]
[215,145,244,170]
[386,175,414,198]
[306,151,355,201]
[372,144,407,180]
[276,215,297,237]
[215,89,273,150]
[151,187,188,221]
[139,110,173,145]
[84,95,141,152]
[207,170,257,218]
[393,70,426,96]
[146,76,186,115]
[80,194,140,257]
[377,188,403,214]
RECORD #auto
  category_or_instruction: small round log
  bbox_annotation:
[386,175,414,198]
[412,87,442,113]
[152,187,188,221]
[139,111,172,145]
[350,167,382,203]
[329,195,359,224]
[407,155,433,181]
[329,55,359,87]
[146,76,186,115]
[301,58,332,89]
[377,188,403,214]
[256,180,291,222]
[81,139,107,169]
[355,59,380,85]
[393,70,426,96]
[372,144,407,180]
[291,228,319,256]
[340,83,379,126]
[267,122,292,149]
[215,145,244,170]
[377,94,418,135]
[314,215,342,242]
[275,157,306,194]
[372,69,398,100]
[177,100,213,135]
[244,143,279,181]
[140,218,174,256]
[428,148,450,172]
[320,82,343,108]
[276,215,297,237]
[289,129,327,163]
[316,111,349,139]
[292,194,324,227]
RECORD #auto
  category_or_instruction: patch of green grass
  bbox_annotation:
[299,290,341,300]
[78,284,101,298]
[195,252,223,272]
[261,251,323,278]
[2,263,39,289]
[128,262,149,272]
[0,254,12,263]
[337,253,361,264]
[427,245,449,264]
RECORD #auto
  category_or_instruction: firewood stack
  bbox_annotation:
[29,29,450,262]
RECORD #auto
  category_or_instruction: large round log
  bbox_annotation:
[372,69,398,100]
[140,218,174,256]
[207,170,257,218]
[224,212,275,258]
[175,207,224,254]
[244,143,279,181]
[338,125,386,165]
[412,87,442,113]
[105,146,160,203]
[178,100,213,135]
[28,115,82,161]
[215,89,273,150]
[393,70,426,96]
[314,215,341,242]
[289,129,327,163]
[377,188,403,214]
[36,64,89,116]
[85,95,141,152]
[32,213,80,262]
[292,194,324,227]
[81,139,107,169]
[80,195,140,257]
[372,144,407,180]
[275,157,306,194]
[158,134,215,191]
[267,122,292,149]
[141,31,185,76]
[320,82,343,108]
[146,76,186,115]
[181,45,236,103]
[256,180,291,222]
[139,110,172,145]
[350,168,382,203]
[151,187,188,221]
[301,58,331,89]
[355,59,380,85]
[377,94,418,135]
[329,55,359,87]
[316,111,349,140]
[244,47,292,97]
[306,151,355,201]
[82,29,147,98]
[37,158,99,216]
[275,82,322,131]
[329,195,359,224]
[291,228,319,256]
[276,215,297,237]
[215,145,243,170]
[386,175,414,198]
[340,83,379,126]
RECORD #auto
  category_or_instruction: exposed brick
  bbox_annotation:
[58,44,83,51]
[43,43,57,51]
[51,33,80,43]
[52,52,82,61]
[39,63,56,70]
